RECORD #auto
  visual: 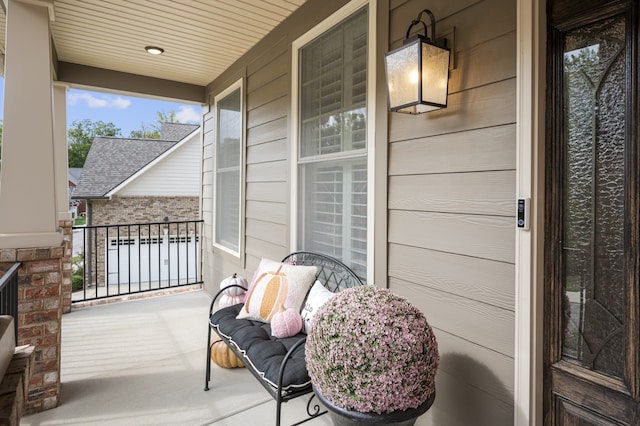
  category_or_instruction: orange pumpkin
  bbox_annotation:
[210,340,245,369]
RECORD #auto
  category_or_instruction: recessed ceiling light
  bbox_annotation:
[144,46,164,55]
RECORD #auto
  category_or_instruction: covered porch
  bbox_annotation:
[0,0,549,424]
[20,290,333,426]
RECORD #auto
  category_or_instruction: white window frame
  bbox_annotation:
[290,0,376,282]
[212,78,245,258]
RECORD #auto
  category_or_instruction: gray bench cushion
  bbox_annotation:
[210,304,310,391]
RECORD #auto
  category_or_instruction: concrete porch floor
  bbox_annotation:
[20,290,333,426]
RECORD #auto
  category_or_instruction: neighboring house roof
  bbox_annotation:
[72,124,201,199]
[68,168,82,186]
[105,127,201,197]
[160,122,200,141]
[73,137,177,199]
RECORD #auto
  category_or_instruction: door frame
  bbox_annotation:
[515,0,546,424]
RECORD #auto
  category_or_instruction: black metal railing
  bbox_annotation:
[72,220,203,303]
[0,262,20,342]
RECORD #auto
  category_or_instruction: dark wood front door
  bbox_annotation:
[545,0,640,424]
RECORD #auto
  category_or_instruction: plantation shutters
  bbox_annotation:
[297,6,368,279]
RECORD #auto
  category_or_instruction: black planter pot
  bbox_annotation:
[313,386,436,426]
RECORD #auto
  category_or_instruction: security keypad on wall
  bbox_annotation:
[517,198,530,230]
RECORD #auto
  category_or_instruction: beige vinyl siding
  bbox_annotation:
[243,41,291,271]
[387,0,516,424]
[117,133,201,197]
[201,0,517,424]
[201,1,357,290]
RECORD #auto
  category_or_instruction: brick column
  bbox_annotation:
[0,245,64,413]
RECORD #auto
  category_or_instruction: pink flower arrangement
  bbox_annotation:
[306,285,439,415]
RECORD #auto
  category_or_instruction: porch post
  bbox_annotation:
[53,83,71,223]
[54,83,74,314]
[0,0,61,249]
[0,0,65,414]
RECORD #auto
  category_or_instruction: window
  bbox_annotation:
[292,2,373,281]
[213,79,243,256]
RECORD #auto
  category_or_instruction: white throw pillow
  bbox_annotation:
[301,281,337,333]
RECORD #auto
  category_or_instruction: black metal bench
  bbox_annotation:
[204,251,364,426]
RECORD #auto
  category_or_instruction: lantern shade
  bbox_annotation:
[385,36,450,114]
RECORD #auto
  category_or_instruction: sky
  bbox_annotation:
[0,77,201,137]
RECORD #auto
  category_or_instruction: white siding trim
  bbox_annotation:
[365,0,377,283]
[106,128,201,197]
[211,78,245,259]
[290,0,376,282]
[515,0,545,424]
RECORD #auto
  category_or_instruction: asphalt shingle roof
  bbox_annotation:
[72,137,177,198]
[68,167,82,185]
[159,122,199,141]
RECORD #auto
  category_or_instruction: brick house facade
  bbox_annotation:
[86,196,200,286]
[72,124,202,288]
[90,195,199,225]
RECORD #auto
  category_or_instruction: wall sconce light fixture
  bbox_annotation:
[385,9,450,114]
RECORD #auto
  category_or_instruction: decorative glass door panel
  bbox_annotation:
[561,15,626,379]
[545,1,640,424]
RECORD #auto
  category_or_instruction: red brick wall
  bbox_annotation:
[0,243,64,413]
[91,195,199,225]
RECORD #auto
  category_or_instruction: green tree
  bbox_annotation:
[156,110,178,123]
[129,122,160,139]
[68,119,121,167]
[129,110,180,139]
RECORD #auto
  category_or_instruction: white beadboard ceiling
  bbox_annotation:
[0,0,305,87]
